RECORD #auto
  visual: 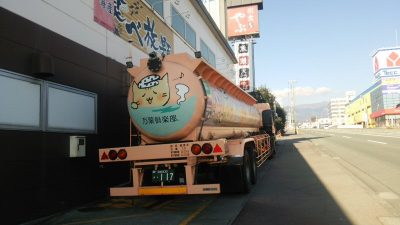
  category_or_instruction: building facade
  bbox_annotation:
[0,1,237,223]
[346,84,376,127]
[346,47,400,128]
[329,98,348,126]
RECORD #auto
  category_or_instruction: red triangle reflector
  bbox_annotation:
[101,152,109,160]
[214,144,222,153]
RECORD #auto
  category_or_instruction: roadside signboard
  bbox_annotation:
[227,5,259,38]
[372,47,400,78]
[382,76,400,94]
[94,0,174,55]
[234,40,254,92]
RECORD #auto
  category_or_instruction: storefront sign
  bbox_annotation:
[372,47,400,78]
[234,40,254,92]
[94,0,173,55]
[382,76,400,93]
[227,5,259,38]
[375,68,400,78]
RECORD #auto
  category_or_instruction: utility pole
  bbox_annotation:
[289,80,297,134]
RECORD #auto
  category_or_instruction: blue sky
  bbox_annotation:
[254,0,400,105]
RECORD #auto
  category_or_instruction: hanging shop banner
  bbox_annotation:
[94,0,115,31]
[234,40,254,92]
[227,5,259,38]
[372,47,400,78]
[94,0,173,55]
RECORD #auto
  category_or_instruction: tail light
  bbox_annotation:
[118,149,127,159]
[108,150,118,160]
[202,143,213,154]
[191,144,201,155]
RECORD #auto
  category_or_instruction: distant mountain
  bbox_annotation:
[284,101,329,122]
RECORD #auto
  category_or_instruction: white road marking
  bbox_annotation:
[332,156,341,160]
[337,132,400,139]
[378,192,399,200]
[306,129,400,139]
[367,140,387,145]
[342,136,352,139]
[379,217,400,225]
[355,133,400,139]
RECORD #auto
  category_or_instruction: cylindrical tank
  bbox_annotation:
[127,53,261,142]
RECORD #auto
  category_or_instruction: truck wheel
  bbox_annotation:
[241,150,252,193]
[249,149,257,185]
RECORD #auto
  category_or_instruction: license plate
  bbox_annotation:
[151,169,175,183]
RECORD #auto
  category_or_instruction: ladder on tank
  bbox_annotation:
[129,120,141,146]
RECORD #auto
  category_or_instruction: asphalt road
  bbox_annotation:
[24,129,400,225]
[233,129,400,225]
[302,128,400,196]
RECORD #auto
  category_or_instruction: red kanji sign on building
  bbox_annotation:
[227,5,259,38]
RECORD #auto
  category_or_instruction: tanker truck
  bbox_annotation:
[99,52,275,196]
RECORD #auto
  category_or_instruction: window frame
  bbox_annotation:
[0,69,44,131]
[208,49,216,67]
[200,39,216,67]
[171,6,185,37]
[185,22,196,49]
[0,69,97,134]
[45,82,98,134]
[171,5,197,49]
[144,0,164,18]
[200,39,209,61]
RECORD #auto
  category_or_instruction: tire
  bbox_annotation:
[249,149,257,185]
[241,150,252,193]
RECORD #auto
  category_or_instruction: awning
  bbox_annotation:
[370,108,400,119]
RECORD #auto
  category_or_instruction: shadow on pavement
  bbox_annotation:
[233,135,353,225]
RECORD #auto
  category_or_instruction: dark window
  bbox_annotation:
[145,0,164,17]
[200,39,216,67]
[171,6,197,49]
[185,23,196,48]
[200,40,209,60]
[171,6,185,37]
[209,50,216,67]
[0,69,97,133]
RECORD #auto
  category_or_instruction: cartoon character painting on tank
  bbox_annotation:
[130,72,191,110]
[128,69,194,140]
[130,73,170,109]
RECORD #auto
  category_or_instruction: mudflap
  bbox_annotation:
[219,160,248,193]
[219,157,250,193]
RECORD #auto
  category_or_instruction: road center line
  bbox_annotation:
[342,136,352,139]
[367,140,387,145]
[179,199,214,225]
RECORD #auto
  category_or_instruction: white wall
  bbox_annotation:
[1,0,234,76]
[169,0,235,81]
